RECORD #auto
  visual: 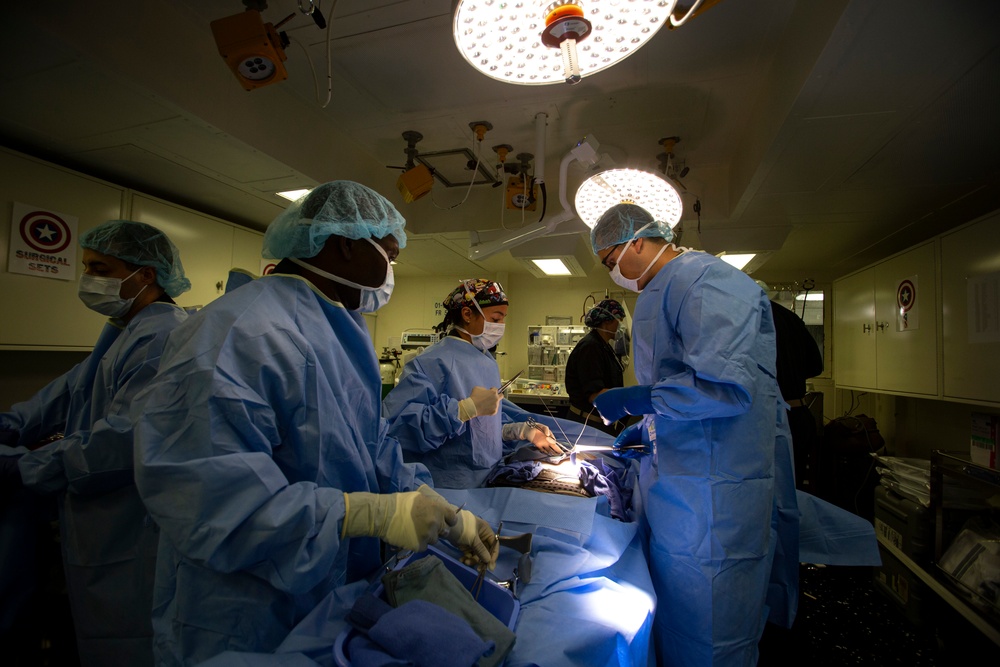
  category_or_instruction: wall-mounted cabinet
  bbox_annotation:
[0,148,263,350]
[834,241,939,396]
[940,212,1000,404]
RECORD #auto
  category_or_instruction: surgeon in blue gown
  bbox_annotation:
[0,220,191,666]
[384,279,563,489]
[590,204,800,667]
[133,182,498,667]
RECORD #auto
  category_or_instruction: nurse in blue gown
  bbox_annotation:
[0,220,191,666]
[384,279,563,489]
[590,203,800,667]
[133,182,497,667]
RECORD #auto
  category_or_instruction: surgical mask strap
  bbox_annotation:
[288,238,389,291]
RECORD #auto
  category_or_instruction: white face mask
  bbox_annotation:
[78,268,146,318]
[607,222,669,293]
[289,238,394,313]
[456,300,505,352]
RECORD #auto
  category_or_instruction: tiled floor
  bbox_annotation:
[758,564,997,666]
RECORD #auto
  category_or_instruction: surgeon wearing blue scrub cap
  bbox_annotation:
[134,181,498,666]
[590,203,800,667]
[1,219,189,667]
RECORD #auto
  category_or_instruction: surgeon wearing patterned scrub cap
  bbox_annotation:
[384,279,562,489]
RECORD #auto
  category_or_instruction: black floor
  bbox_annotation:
[758,564,997,666]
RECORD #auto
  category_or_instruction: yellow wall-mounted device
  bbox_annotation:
[210,10,288,91]
[397,164,434,203]
[506,175,537,211]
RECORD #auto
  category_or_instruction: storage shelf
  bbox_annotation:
[876,534,1000,645]
[924,449,1000,646]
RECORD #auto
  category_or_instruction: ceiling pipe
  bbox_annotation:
[534,112,547,189]
[467,148,578,261]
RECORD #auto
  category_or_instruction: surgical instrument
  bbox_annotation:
[471,520,503,601]
[499,369,524,394]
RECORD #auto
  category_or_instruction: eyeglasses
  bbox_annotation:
[599,244,624,270]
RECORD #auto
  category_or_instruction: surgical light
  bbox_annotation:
[574,168,683,228]
[452,0,675,85]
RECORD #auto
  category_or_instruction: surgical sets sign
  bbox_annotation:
[7,202,78,281]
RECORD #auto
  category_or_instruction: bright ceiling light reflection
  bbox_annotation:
[276,189,310,201]
[717,253,756,270]
[452,0,675,85]
[531,258,573,275]
[575,168,683,228]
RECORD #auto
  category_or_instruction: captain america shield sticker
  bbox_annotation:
[896,276,919,331]
[8,202,78,281]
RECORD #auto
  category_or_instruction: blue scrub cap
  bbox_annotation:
[80,220,191,298]
[590,203,673,254]
[263,181,407,260]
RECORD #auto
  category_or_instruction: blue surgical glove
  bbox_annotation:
[611,422,650,459]
[593,385,654,424]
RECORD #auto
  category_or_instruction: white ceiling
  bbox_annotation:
[2,0,998,284]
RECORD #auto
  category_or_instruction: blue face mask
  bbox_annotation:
[78,268,146,318]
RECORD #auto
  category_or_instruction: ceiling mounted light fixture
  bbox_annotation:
[574,168,683,228]
[211,6,292,91]
[453,0,677,85]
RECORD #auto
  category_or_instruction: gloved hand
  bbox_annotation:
[527,423,562,455]
[458,386,502,421]
[593,385,654,425]
[448,510,500,571]
[414,485,499,570]
[611,422,650,459]
[342,487,457,552]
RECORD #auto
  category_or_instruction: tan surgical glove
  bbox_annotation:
[342,488,457,552]
[502,422,562,455]
[415,485,499,571]
[458,386,502,422]
[449,510,500,571]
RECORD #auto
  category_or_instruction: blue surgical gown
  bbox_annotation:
[0,301,188,667]
[383,335,511,489]
[133,274,431,667]
[630,250,799,667]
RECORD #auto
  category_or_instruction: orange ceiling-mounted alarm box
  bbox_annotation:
[210,10,288,91]
[397,164,434,203]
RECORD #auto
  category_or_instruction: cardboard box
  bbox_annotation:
[970,412,999,469]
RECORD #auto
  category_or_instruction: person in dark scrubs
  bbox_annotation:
[565,299,627,435]
[757,282,824,489]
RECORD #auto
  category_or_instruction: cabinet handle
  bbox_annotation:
[876,321,889,332]
[862,323,872,334]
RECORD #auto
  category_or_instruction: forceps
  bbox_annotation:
[471,520,503,600]
[499,370,524,394]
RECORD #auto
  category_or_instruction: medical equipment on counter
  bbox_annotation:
[400,330,441,350]
[378,347,402,397]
